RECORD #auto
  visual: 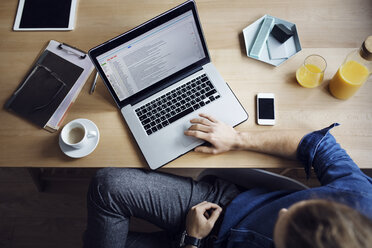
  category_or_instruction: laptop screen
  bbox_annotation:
[96,10,206,101]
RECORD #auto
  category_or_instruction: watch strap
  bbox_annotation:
[180,230,201,248]
[184,234,201,247]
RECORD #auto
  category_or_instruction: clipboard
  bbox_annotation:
[5,40,94,132]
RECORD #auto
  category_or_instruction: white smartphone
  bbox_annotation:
[257,93,275,125]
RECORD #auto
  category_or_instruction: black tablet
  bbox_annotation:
[13,0,77,31]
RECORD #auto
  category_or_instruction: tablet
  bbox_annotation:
[13,0,77,31]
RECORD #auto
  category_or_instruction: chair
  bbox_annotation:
[197,168,309,191]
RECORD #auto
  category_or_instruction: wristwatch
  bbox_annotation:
[179,230,202,248]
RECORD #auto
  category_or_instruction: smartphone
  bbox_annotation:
[256,93,275,125]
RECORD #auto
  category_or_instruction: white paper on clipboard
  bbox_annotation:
[44,40,94,132]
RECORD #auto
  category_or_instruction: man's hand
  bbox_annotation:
[186,201,222,239]
[184,113,308,159]
[184,113,240,154]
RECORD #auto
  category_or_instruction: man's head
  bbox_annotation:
[273,199,372,248]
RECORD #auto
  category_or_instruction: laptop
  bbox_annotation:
[89,0,248,170]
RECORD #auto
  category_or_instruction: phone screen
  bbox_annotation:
[258,98,274,119]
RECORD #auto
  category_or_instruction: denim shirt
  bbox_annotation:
[213,124,372,248]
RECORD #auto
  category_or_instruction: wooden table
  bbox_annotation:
[1,0,371,170]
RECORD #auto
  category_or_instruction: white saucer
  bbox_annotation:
[59,119,100,158]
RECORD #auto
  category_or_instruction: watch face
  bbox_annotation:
[179,231,186,247]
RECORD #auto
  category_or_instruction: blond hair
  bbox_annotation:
[284,200,372,248]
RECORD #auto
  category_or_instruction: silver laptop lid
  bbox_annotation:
[89,0,210,108]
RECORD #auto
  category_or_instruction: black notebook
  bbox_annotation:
[6,50,83,127]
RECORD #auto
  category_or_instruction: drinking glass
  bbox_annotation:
[296,55,327,88]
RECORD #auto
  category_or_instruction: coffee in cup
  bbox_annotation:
[61,120,97,149]
[67,126,85,144]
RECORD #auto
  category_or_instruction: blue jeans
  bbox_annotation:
[83,168,240,248]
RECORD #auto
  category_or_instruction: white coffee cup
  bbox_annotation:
[60,120,97,149]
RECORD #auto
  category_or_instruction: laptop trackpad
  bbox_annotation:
[179,123,200,147]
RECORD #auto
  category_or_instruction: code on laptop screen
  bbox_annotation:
[97,10,205,101]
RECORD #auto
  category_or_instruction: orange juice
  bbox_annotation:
[329,60,370,100]
[296,64,324,88]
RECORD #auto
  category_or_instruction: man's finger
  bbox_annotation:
[192,201,207,209]
[190,117,211,126]
[196,202,221,211]
[199,113,218,123]
[184,130,211,142]
[195,203,222,220]
[188,124,210,133]
[207,207,222,224]
[194,146,217,154]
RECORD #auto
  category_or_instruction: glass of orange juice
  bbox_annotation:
[296,55,327,88]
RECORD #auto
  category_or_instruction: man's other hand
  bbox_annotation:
[186,201,222,239]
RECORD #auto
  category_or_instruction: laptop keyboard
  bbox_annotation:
[135,73,220,135]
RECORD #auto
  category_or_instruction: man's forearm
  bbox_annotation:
[234,130,308,160]
[184,114,309,158]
